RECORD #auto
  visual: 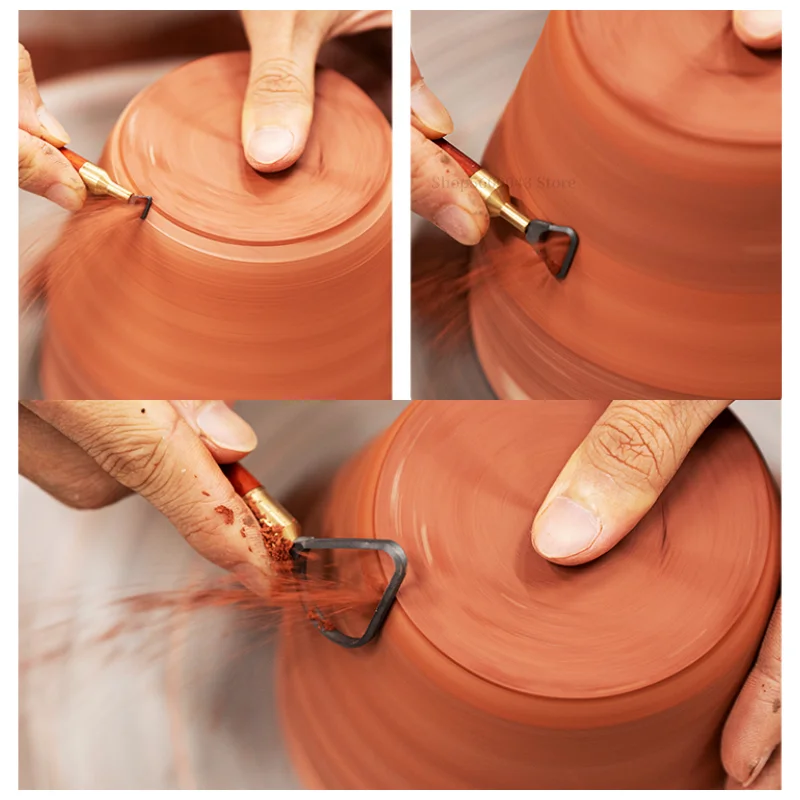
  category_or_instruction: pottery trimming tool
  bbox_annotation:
[434,138,579,279]
[221,461,407,648]
[60,147,153,219]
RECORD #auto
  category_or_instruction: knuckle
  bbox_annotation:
[757,612,782,683]
[410,150,443,206]
[748,660,781,703]
[411,133,479,214]
[248,59,309,102]
[19,137,80,191]
[84,416,183,505]
[19,134,45,168]
[18,140,36,177]
[18,43,33,77]
[588,404,686,489]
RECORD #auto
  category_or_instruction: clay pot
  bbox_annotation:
[470,11,781,399]
[40,52,392,399]
[278,401,780,789]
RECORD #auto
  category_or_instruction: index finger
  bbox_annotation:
[18,43,70,146]
[411,50,453,138]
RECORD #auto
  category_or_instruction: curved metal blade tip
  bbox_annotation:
[131,195,153,220]
[526,219,579,280]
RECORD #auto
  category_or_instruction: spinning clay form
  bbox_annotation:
[278,401,780,789]
[469,10,781,399]
[38,52,392,399]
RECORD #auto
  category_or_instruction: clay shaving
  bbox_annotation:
[262,524,293,563]
[214,505,234,525]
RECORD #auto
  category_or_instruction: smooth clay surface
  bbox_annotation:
[278,401,780,789]
[39,52,392,398]
[470,10,781,399]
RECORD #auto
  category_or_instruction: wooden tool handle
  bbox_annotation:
[433,138,481,177]
[221,462,262,496]
[60,147,88,171]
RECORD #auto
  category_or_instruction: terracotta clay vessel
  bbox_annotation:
[278,401,780,789]
[39,52,392,399]
[470,10,781,399]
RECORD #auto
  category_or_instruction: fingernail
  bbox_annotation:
[45,184,83,211]
[411,81,453,135]
[196,401,258,453]
[247,126,295,167]
[37,106,70,146]
[742,752,770,788]
[739,10,782,41]
[433,204,482,245]
[533,496,601,560]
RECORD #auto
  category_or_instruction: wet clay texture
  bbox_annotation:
[470,11,781,399]
[39,52,392,399]
[277,401,780,789]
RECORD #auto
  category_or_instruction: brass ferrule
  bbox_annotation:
[469,168,530,234]
[241,485,300,543]
[77,162,134,203]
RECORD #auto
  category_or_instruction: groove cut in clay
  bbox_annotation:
[469,10,781,399]
[278,401,780,789]
[38,52,392,399]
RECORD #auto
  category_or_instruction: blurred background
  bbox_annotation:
[20,11,245,82]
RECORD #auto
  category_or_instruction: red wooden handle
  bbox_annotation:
[433,138,481,177]
[220,461,262,496]
[60,147,88,171]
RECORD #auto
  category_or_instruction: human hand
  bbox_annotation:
[411,52,489,245]
[733,10,782,50]
[530,400,730,564]
[239,10,390,172]
[18,44,86,211]
[722,599,781,789]
[530,400,780,789]
[19,400,270,594]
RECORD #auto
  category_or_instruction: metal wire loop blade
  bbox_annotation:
[291,537,408,648]
[527,219,580,279]
[131,195,153,220]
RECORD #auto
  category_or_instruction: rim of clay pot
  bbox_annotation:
[566,10,780,145]
[103,52,391,261]
[358,402,779,728]
[469,10,780,398]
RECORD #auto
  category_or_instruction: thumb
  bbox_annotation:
[531,400,729,565]
[733,10,782,50]
[170,400,258,463]
[240,13,322,172]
